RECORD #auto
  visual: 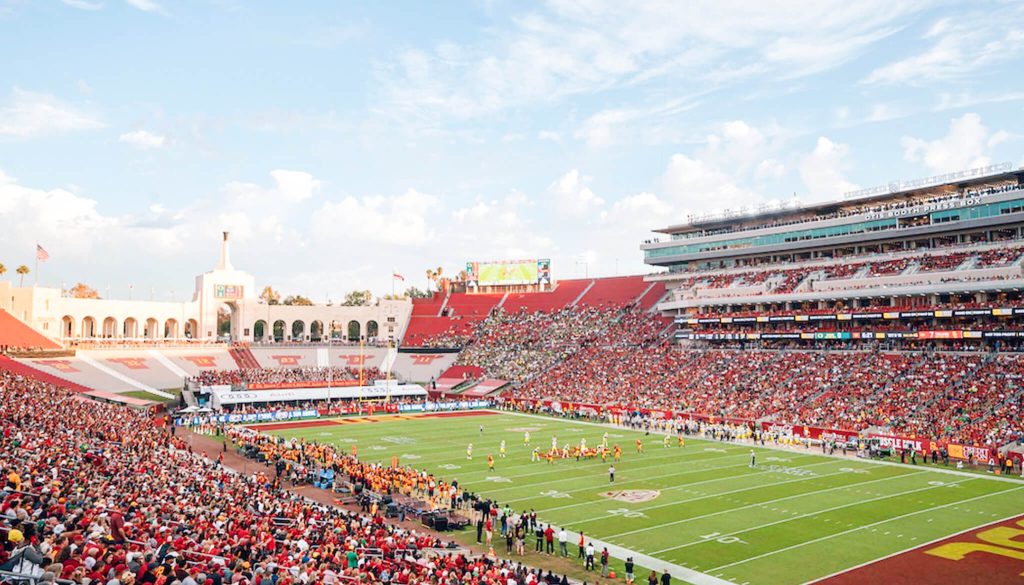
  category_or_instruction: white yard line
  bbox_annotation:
[542,459,839,515]
[708,485,1024,573]
[652,476,976,555]
[499,459,753,503]
[484,449,751,493]
[560,529,736,585]
[605,470,927,539]
[502,410,1024,485]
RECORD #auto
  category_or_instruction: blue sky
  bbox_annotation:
[1,0,1022,300]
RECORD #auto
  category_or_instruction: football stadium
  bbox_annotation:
[2,3,1024,585]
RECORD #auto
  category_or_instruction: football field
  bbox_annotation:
[257,410,1024,584]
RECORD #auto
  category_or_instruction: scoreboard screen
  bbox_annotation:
[467,259,551,286]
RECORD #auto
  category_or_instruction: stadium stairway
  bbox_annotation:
[0,355,92,393]
[229,346,261,369]
[569,280,595,306]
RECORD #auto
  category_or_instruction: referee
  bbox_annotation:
[749,449,756,468]
[609,464,616,483]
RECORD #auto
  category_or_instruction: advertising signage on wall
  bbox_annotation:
[215,284,244,299]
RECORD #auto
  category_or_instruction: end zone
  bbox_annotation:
[815,514,1024,585]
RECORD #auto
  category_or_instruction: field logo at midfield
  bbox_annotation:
[599,489,660,503]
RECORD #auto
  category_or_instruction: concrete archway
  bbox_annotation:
[144,318,159,339]
[366,320,379,339]
[164,318,179,339]
[291,320,306,341]
[61,315,76,339]
[310,320,324,341]
[185,319,198,339]
[123,317,139,338]
[273,319,286,341]
[253,320,268,341]
[102,317,118,338]
[347,320,361,341]
[81,316,97,338]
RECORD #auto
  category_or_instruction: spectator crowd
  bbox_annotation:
[0,371,570,584]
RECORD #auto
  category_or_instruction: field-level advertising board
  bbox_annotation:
[466,259,551,287]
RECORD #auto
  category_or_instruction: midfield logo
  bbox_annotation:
[599,490,660,503]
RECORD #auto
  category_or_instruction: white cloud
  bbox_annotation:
[0,170,121,261]
[537,130,562,142]
[864,8,1024,85]
[270,169,321,202]
[312,189,439,246]
[901,113,1008,173]
[662,153,761,215]
[549,169,604,216]
[376,1,924,121]
[125,0,165,13]
[799,137,859,200]
[118,130,166,149]
[62,0,104,10]
[0,88,103,138]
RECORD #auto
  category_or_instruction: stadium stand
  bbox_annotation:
[402,316,479,348]
[410,291,446,316]
[574,275,650,308]
[0,308,61,351]
[0,371,559,585]
[443,292,505,317]
[501,279,591,313]
[0,354,92,393]
[228,345,261,369]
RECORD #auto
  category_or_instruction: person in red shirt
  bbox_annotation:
[544,525,554,554]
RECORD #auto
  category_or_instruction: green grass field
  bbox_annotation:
[261,411,1024,585]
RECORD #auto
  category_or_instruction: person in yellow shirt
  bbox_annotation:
[6,469,21,491]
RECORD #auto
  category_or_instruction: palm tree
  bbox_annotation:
[15,265,29,287]
[425,269,436,293]
[0,263,6,279]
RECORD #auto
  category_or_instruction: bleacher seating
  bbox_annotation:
[410,292,446,316]
[444,292,505,316]
[501,279,592,313]
[575,275,650,308]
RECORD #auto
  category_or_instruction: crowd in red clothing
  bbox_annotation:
[0,372,563,584]
[516,347,1024,447]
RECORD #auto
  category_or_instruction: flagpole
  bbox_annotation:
[34,242,38,286]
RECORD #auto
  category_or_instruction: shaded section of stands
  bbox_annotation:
[0,308,60,349]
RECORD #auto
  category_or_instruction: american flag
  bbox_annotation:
[36,244,50,262]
